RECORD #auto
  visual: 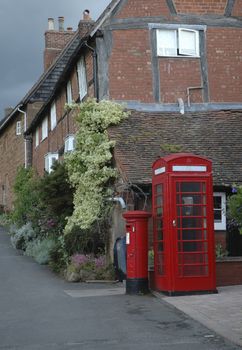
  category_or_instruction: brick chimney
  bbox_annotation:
[78,10,94,38]
[44,17,75,71]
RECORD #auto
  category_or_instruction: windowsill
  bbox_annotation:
[157,55,200,59]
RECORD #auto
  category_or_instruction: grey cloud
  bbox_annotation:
[0,0,110,118]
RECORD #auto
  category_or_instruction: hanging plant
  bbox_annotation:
[64,98,128,233]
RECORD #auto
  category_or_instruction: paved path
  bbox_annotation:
[162,285,242,347]
[0,227,241,350]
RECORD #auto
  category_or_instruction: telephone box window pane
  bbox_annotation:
[181,253,208,264]
[157,207,163,216]
[156,196,163,206]
[156,184,162,194]
[181,194,206,205]
[157,253,164,275]
[181,241,206,252]
[183,265,208,276]
[158,242,164,251]
[156,219,163,230]
[181,229,203,240]
[180,182,201,193]
[179,217,204,228]
[157,231,163,241]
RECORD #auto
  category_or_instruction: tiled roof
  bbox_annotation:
[22,31,81,103]
[108,109,242,187]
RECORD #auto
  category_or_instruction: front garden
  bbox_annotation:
[0,99,128,281]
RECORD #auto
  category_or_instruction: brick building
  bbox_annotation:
[0,15,89,210]
[2,0,242,255]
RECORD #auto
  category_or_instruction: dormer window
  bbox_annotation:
[157,28,199,57]
[77,56,87,101]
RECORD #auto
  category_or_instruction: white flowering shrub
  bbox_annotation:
[64,98,128,233]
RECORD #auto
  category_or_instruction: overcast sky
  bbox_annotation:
[0,0,110,118]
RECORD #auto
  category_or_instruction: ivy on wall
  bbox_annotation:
[64,98,128,233]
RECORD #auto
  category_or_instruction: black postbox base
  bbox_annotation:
[126,278,149,295]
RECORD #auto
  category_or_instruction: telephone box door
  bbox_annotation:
[171,177,215,292]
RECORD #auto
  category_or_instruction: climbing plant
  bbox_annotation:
[64,98,128,233]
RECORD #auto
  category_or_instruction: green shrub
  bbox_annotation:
[25,238,57,265]
[10,222,35,250]
[12,167,41,227]
[49,237,68,273]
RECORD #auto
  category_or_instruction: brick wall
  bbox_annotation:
[232,0,242,17]
[207,28,242,102]
[216,258,242,286]
[215,230,226,250]
[107,23,242,104]
[0,114,25,210]
[109,29,153,102]
[159,58,202,103]
[174,0,227,14]
[116,0,171,18]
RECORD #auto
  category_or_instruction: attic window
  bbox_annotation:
[157,28,199,57]
[16,121,22,135]
[66,80,73,104]
[50,101,57,130]
[77,56,87,101]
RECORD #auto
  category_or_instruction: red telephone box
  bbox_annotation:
[152,154,217,295]
[123,211,151,294]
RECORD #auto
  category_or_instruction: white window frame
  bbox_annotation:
[64,135,75,153]
[50,101,57,130]
[41,117,48,141]
[35,128,39,148]
[16,121,22,135]
[157,28,200,57]
[214,192,226,231]
[44,153,59,173]
[66,80,73,104]
[77,56,87,100]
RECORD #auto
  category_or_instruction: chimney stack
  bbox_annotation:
[48,18,55,30]
[78,9,94,38]
[58,16,65,31]
[44,16,75,71]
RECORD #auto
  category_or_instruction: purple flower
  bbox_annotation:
[232,187,237,194]
[94,256,105,269]
[71,254,90,267]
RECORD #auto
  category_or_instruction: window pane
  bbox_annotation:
[214,209,222,221]
[157,29,177,56]
[178,28,199,56]
[180,182,201,192]
[214,196,222,209]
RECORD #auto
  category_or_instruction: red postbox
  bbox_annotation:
[123,211,151,294]
[152,153,217,295]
